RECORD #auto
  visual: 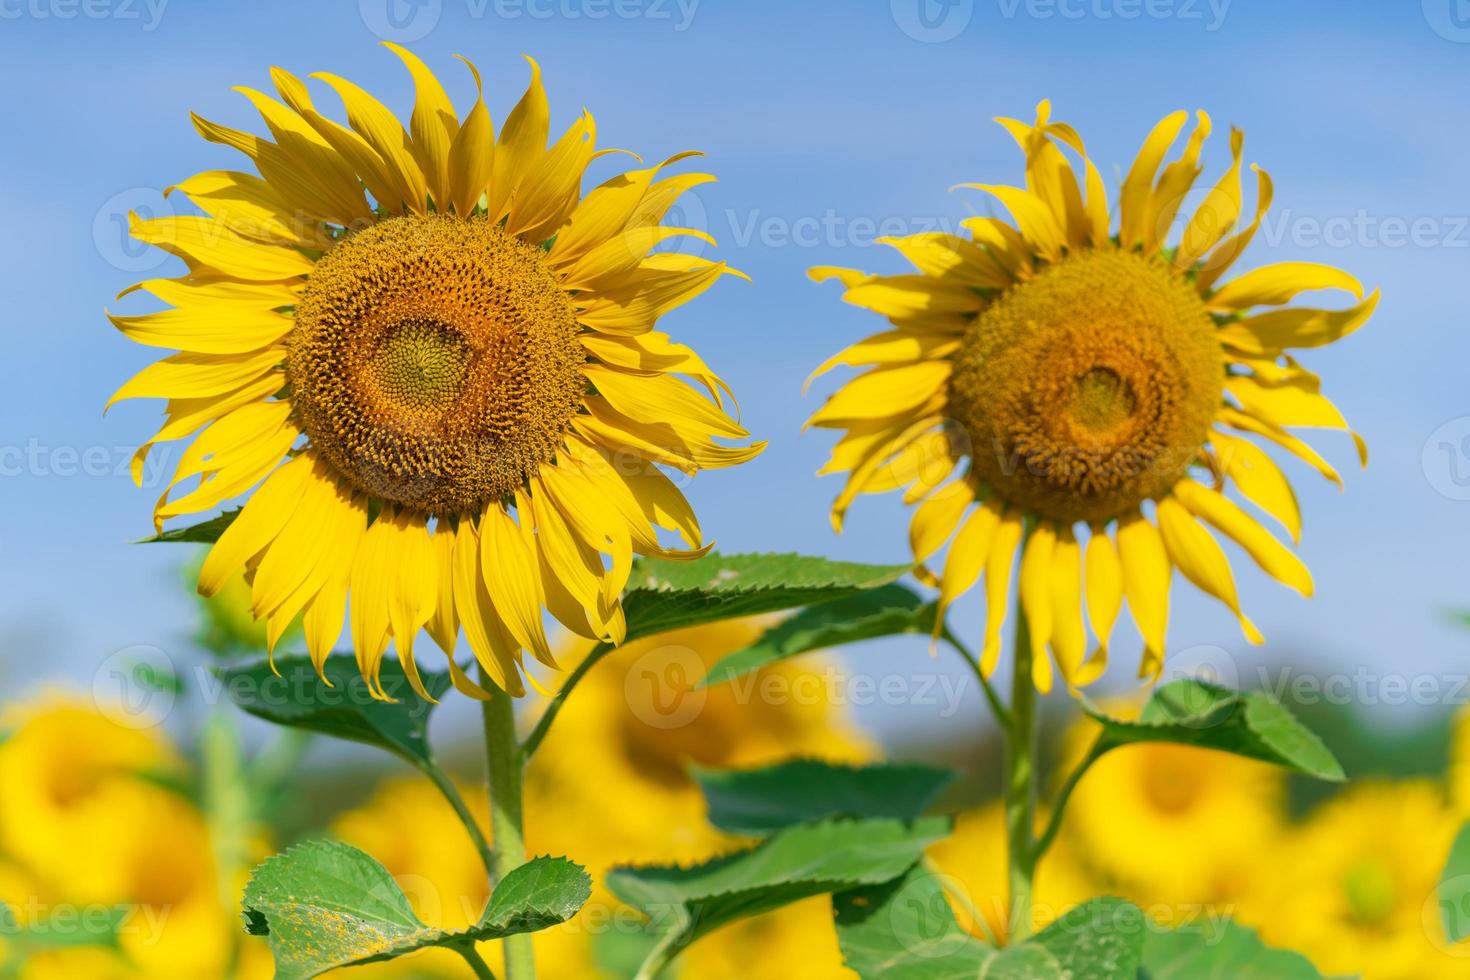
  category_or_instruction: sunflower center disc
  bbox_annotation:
[288,215,585,515]
[948,249,1222,525]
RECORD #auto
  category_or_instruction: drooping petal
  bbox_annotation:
[1080,525,1122,685]
[1048,527,1087,685]
[1156,496,1263,645]
[479,504,554,669]
[1209,430,1302,542]
[1172,479,1313,597]
[1117,510,1171,679]
[979,508,1025,676]
[198,454,316,596]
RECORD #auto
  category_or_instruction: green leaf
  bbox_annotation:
[1083,679,1344,781]
[141,508,241,543]
[701,584,933,687]
[217,655,449,767]
[1441,822,1470,943]
[833,865,991,978]
[695,760,955,836]
[835,871,1146,980]
[1027,897,1146,978]
[621,552,912,645]
[607,817,948,961]
[1139,918,1322,978]
[243,842,589,980]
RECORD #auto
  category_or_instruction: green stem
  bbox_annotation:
[201,708,250,978]
[455,944,500,980]
[939,627,1011,730]
[632,929,682,980]
[418,757,496,879]
[481,669,535,980]
[1003,600,1039,944]
[517,642,613,763]
[1030,737,1105,864]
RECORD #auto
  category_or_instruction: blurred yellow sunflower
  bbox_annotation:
[1055,709,1283,911]
[109,45,761,700]
[1241,780,1470,979]
[0,699,272,980]
[334,618,872,979]
[808,102,1375,690]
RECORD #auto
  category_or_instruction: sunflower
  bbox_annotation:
[0,699,273,979]
[1054,707,1283,910]
[807,102,1376,689]
[109,46,760,700]
[1239,781,1470,979]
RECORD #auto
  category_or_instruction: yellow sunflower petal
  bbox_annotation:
[486,55,550,221]
[1081,526,1123,681]
[1207,262,1363,312]
[1209,430,1302,542]
[442,56,495,217]
[807,362,952,428]
[979,507,1025,676]
[479,504,554,669]
[107,306,293,355]
[955,183,1065,262]
[1197,164,1273,291]
[877,232,1012,289]
[1144,110,1211,255]
[1175,127,1243,269]
[1119,110,1188,249]
[1117,510,1171,678]
[507,111,597,241]
[1172,480,1313,597]
[198,454,316,597]
[348,514,398,700]
[452,519,525,698]
[384,512,441,702]
[1049,527,1087,684]
[933,497,1004,645]
[909,481,974,567]
[1156,496,1263,645]
[426,522,461,657]
[1019,523,1057,692]
[311,71,428,213]
[383,42,458,209]
[128,214,312,282]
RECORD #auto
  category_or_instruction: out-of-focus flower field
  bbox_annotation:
[3,569,1468,980]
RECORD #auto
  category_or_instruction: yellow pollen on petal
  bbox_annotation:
[949,248,1223,524]
[287,214,586,515]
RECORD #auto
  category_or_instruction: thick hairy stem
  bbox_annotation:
[1003,601,1039,944]
[482,671,535,979]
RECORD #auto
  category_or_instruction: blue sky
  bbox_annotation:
[3,0,1469,739]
